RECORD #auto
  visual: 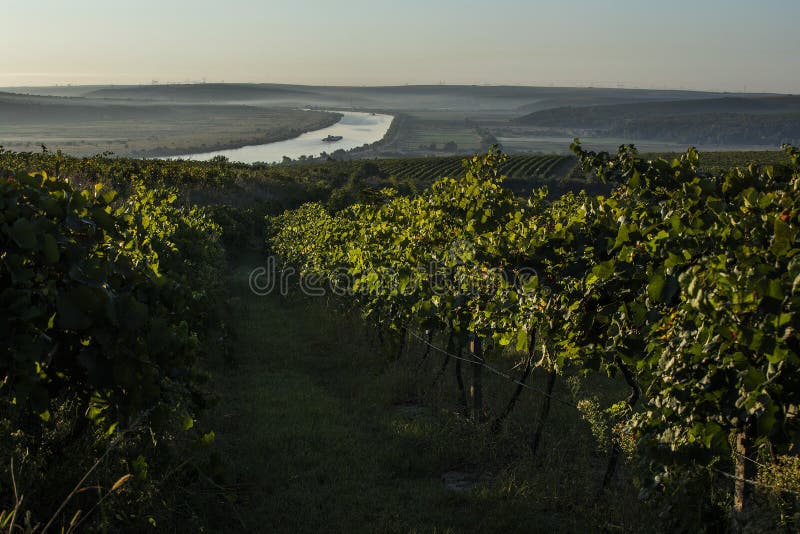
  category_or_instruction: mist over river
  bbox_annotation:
[173,110,393,164]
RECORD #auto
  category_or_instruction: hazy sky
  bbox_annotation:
[4,0,799,93]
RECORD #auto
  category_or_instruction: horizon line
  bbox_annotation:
[0,81,793,96]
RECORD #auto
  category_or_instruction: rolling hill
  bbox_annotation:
[514,96,800,147]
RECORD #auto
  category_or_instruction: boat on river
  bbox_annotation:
[322,135,343,142]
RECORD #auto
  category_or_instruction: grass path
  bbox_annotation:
[196,260,646,533]
[201,261,530,533]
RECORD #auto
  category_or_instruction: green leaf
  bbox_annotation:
[515,328,529,353]
[648,273,679,303]
[703,422,728,452]
[772,218,794,257]
[664,252,684,270]
[200,431,215,446]
[767,279,784,301]
[613,224,632,250]
[767,346,788,365]
[758,401,779,436]
[57,290,93,330]
[120,296,148,332]
[42,233,60,264]
[101,190,118,204]
[648,274,665,302]
[182,415,195,431]
[7,218,37,249]
[592,260,616,281]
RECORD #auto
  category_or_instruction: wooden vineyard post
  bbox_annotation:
[469,337,484,421]
[531,370,556,455]
[731,420,756,533]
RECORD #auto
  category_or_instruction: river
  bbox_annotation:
[172,110,393,164]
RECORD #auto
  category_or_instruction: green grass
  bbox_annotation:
[203,265,483,532]
[196,260,656,533]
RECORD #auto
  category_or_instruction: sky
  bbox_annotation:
[3,0,799,93]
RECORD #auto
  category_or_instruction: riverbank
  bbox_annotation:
[137,111,342,158]
[173,111,394,164]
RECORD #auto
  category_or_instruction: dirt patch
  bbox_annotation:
[441,470,480,492]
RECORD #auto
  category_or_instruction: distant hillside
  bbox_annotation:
[19,83,755,112]
[515,96,800,147]
[85,83,316,102]
[0,91,166,122]
[516,96,800,126]
[511,89,749,113]
[0,90,306,123]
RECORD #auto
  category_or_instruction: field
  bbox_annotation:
[397,118,483,151]
[364,154,569,180]
[2,133,799,532]
[267,145,800,533]
[0,92,340,157]
[7,84,794,162]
